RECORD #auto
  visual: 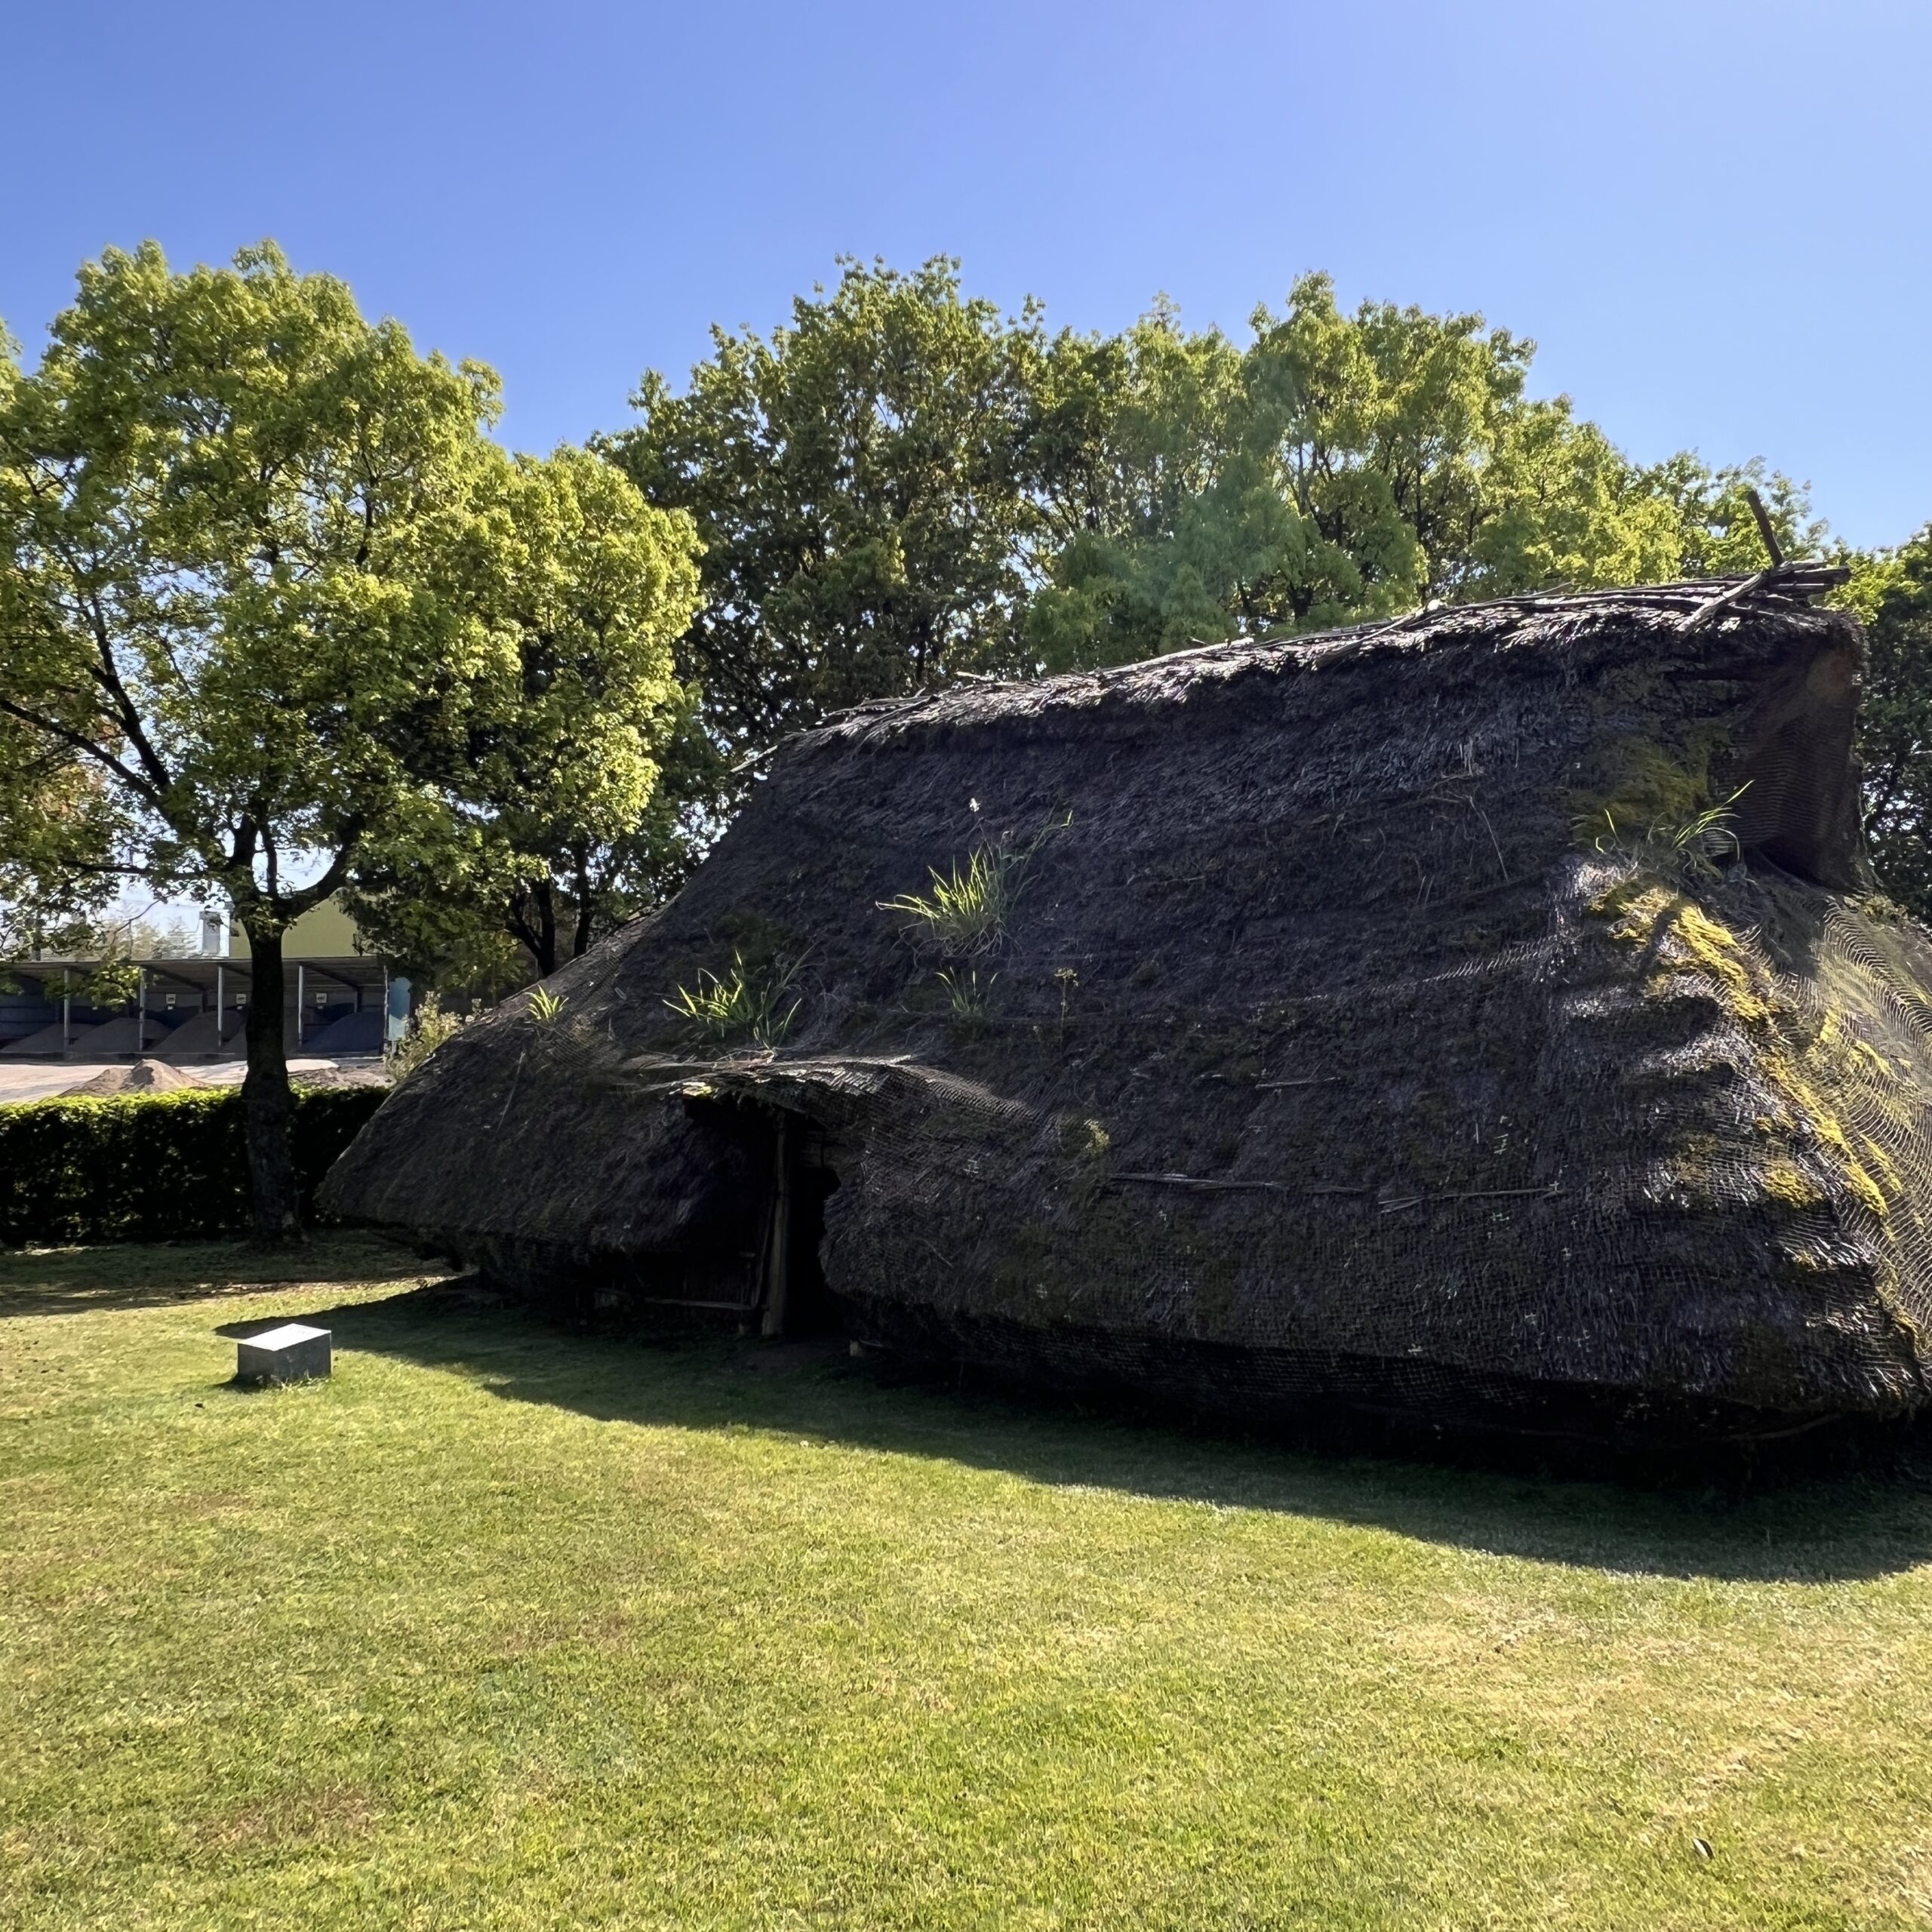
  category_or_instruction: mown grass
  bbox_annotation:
[3,1235,1930,1930]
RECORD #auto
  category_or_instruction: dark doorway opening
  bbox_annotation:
[783,1158,842,1335]
[755,1109,844,1339]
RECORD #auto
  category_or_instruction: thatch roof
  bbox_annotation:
[321,570,1932,1454]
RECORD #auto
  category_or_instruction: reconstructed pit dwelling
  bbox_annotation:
[323,568,1932,1457]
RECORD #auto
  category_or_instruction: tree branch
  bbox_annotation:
[276,832,364,921]
[0,695,166,809]
[32,856,171,881]
[35,529,177,797]
[504,888,543,967]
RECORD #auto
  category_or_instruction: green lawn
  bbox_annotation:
[2,1236,1930,1929]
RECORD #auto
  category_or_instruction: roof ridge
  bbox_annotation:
[795,564,1853,746]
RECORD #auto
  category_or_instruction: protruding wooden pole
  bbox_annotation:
[1745,487,1785,568]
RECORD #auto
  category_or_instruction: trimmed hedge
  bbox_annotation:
[0,1086,388,1247]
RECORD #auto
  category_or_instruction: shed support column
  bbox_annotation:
[62,967,71,1056]
[761,1112,794,1339]
[137,967,147,1054]
[217,964,224,1051]
[296,964,304,1052]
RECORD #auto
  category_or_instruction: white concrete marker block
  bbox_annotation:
[236,1323,332,1384]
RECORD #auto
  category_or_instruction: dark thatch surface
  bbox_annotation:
[321,576,1932,1453]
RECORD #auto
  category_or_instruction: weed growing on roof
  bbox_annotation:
[1054,967,1079,1045]
[936,967,998,1027]
[879,813,1071,958]
[1577,783,1751,880]
[526,986,567,1026]
[666,951,801,1049]
[880,844,1025,957]
[387,992,466,1081]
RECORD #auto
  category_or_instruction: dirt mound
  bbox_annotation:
[62,1059,208,1098]
[292,1063,392,1091]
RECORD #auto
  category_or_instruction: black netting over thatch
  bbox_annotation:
[322,577,1932,1454]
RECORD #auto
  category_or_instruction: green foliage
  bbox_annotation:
[526,986,566,1026]
[1844,528,1932,920]
[1643,457,1829,578]
[0,240,709,1229]
[1651,789,1750,878]
[72,940,143,1013]
[0,1086,384,1247]
[0,728,120,950]
[664,951,801,1048]
[1026,278,1801,671]
[615,258,1825,715]
[385,992,466,1082]
[343,445,706,982]
[1580,785,1751,881]
[879,844,1025,957]
[0,242,503,925]
[935,966,998,1026]
[608,257,1050,753]
[0,240,509,1232]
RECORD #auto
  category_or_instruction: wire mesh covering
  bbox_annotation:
[321,580,1932,1450]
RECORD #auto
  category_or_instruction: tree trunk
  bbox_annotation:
[528,881,558,978]
[241,922,302,1244]
[571,844,596,962]
[506,881,560,980]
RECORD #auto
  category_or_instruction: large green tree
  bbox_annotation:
[1024,275,1808,669]
[606,257,1052,755]
[618,261,1826,723]
[0,242,509,1238]
[344,445,704,982]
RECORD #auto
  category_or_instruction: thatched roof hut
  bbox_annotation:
[322,570,1932,1455]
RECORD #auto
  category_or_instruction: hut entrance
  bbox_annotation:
[755,1108,841,1338]
[1730,639,1867,890]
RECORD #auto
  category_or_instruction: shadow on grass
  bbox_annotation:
[276,1280,1932,1587]
[0,1232,451,1318]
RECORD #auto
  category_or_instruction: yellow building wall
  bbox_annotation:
[228,897,365,959]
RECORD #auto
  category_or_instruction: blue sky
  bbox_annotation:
[6,0,1927,547]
